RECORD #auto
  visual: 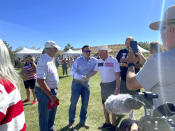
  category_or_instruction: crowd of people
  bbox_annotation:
[0,4,175,131]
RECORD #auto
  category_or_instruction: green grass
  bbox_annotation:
[20,67,144,131]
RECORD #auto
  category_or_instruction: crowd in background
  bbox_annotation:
[1,4,175,131]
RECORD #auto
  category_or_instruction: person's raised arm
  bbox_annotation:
[126,47,142,90]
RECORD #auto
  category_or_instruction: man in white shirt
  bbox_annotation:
[87,45,121,131]
[35,41,60,131]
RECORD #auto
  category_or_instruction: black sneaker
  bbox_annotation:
[98,123,111,129]
[110,125,116,131]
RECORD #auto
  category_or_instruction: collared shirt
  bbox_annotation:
[94,56,120,83]
[36,53,59,89]
[70,55,97,80]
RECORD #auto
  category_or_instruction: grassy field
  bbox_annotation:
[20,67,144,131]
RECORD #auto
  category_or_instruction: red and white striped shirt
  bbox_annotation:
[0,78,26,131]
[23,63,37,80]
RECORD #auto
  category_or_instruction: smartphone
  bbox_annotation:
[130,41,138,55]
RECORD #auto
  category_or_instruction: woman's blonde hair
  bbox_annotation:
[0,39,20,88]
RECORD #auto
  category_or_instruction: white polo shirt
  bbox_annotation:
[94,56,120,83]
[36,53,59,89]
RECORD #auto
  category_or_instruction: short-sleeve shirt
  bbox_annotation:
[116,48,141,81]
[136,48,175,108]
[70,56,97,80]
[94,56,120,83]
[116,49,128,81]
[23,62,37,80]
[0,78,26,131]
[36,53,59,89]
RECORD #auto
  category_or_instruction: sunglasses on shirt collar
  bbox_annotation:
[83,49,91,53]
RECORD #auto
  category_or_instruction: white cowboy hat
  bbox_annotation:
[149,5,175,30]
[45,41,61,50]
[97,45,112,52]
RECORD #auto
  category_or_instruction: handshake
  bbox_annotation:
[81,75,89,82]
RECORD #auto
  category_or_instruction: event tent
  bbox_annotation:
[62,49,82,58]
[16,47,43,58]
[138,45,150,53]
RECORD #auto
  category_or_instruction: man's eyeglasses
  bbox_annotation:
[83,49,91,53]
[161,23,175,31]
[161,25,168,31]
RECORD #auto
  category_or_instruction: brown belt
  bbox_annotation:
[73,79,88,83]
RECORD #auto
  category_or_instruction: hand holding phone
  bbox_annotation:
[130,41,138,55]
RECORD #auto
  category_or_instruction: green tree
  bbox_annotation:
[63,43,74,51]
[138,41,150,50]
[3,41,15,62]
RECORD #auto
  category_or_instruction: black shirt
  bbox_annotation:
[116,48,140,81]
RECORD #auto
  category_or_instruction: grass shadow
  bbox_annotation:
[23,103,32,106]
[59,125,70,131]
[59,75,70,79]
[73,123,83,130]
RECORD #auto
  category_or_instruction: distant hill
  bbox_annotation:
[57,44,125,57]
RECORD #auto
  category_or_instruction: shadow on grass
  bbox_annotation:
[59,75,70,79]
[59,125,70,131]
[59,123,83,131]
[58,124,110,131]
[23,103,32,106]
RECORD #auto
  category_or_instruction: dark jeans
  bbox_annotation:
[35,87,57,131]
[69,80,90,125]
[62,67,68,75]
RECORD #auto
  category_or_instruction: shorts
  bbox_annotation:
[120,80,138,95]
[24,79,36,89]
[100,80,116,104]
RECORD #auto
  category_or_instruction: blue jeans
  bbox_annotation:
[69,80,90,125]
[35,87,57,131]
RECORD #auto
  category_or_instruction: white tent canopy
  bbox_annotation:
[63,49,82,58]
[16,47,43,58]
[138,45,150,53]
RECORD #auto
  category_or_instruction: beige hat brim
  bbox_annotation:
[149,19,175,30]
[53,44,61,50]
[149,21,160,30]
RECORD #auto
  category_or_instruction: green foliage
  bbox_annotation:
[138,41,150,50]
[63,43,74,51]
[3,41,16,62]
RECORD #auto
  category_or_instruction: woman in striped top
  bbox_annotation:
[0,39,26,131]
[22,55,37,105]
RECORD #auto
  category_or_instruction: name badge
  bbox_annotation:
[98,63,104,67]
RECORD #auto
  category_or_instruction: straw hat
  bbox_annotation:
[149,5,175,30]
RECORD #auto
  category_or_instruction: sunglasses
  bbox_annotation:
[83,49,91,53]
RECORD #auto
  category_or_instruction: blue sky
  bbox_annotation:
[0,0,174,50]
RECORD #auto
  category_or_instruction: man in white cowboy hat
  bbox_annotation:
[35,41,60,131]
[126,5,175,120]
[87,45,121,131]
